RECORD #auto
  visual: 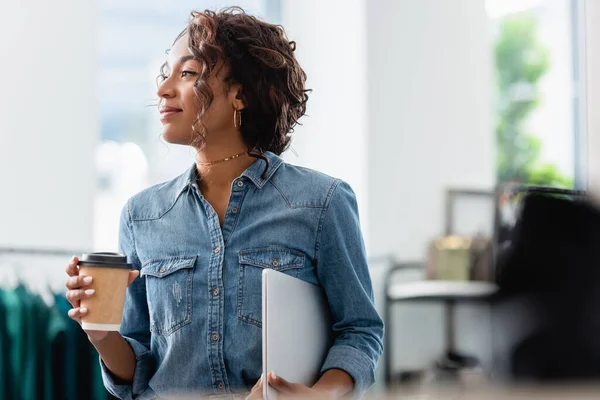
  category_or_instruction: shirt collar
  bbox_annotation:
[241,151,284,188]
[175,151,284,195]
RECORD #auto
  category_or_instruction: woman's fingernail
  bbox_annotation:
[83,276,93,284]
[80,308,88,314]
[270,371,276,380]
[85,289,95,295]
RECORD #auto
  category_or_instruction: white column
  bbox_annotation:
[366,0,495,260]
[0,0,97,251]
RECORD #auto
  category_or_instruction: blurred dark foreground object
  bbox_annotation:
[495,192,600,381]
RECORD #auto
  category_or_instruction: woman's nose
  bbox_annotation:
[157,77,175,99]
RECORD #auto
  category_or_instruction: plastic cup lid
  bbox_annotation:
[77,252,132,269]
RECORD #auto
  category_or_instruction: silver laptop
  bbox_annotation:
[262,268,332,400]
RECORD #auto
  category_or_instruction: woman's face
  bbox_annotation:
[157,33,242,147]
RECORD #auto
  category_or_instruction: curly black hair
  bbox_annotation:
[160,7,309,161]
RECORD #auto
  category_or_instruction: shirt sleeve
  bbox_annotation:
[315,180,385,396]
[100,201,156,400]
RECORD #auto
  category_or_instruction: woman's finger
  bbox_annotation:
[67,307,88,322]
[245,376,264,400]
[252,374,263,391]
[65,275,93,290]
[245,386,263,400]
[65,256,79,276]
[268,372,294,395]
[66,288,95,304]
[127,270,140,286]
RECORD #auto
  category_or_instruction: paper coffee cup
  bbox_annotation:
[78,252,132,331]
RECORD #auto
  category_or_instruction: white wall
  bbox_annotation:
[0,0,97,251]
[366,0,495,261]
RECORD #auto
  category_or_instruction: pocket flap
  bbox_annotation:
[239,248,304,271]
[141,256,197,278]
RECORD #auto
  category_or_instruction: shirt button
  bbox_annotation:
[211,333,220,342]
[213,288,219,296]
[159,266,166,273]
[217,382,224,390]
[231,207,239,214]
[214,246,221,254]
[236,180,244,187]
[272,258,279,267]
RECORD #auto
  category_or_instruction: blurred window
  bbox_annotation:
[486,0,586,189]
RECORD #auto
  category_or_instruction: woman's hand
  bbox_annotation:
[245,374,264,400]
[65,255,139,342]
[268,372,335,399]
[245,372,335,400]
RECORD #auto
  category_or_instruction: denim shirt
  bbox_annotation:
[100,151,384,400]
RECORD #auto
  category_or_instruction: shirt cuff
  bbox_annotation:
[320,344,376,396]
[99,336,156,400]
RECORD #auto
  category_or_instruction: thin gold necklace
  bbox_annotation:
[197,150,248,166]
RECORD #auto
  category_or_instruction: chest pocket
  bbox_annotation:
[141,255,197,336]
[238,248,304,328]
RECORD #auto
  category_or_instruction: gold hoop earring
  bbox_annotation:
[233,108,242,130]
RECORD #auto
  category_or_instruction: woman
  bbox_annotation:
[65,8,383,400]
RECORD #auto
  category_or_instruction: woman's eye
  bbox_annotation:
[158,73,169,82]
[181,70,198,77]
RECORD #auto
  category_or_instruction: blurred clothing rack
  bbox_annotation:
[0,246,115,400]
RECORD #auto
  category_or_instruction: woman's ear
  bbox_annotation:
[230,84,246,111]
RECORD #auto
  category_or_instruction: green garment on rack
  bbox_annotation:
[0,286,114,400]
[0,290,8,399]
[1,287,24,398]
[91,346,111,400]
[20,288,49,400]
[55,294,114,400]
[56,295,84,400]
[44,302,68,400]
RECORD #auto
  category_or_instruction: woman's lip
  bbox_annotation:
[160,110,182,121]
[160,106,182,112]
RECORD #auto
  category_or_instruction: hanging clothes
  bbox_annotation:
[0,290,9,399]
[0,286,24,399]
[44,303,67,400]
[0,281,115,400]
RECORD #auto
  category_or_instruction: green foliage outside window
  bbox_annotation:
[495,13,573,188]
